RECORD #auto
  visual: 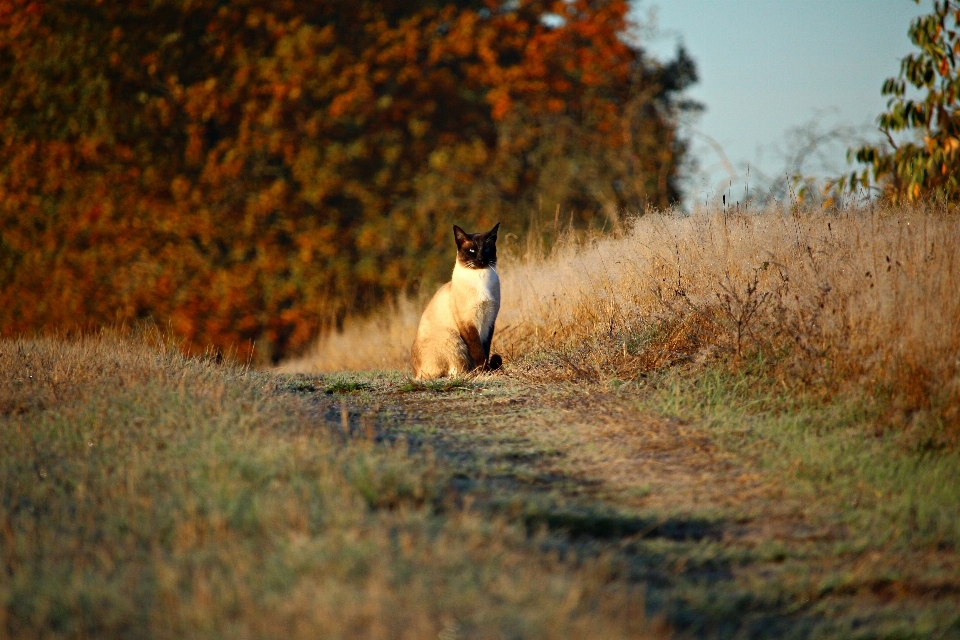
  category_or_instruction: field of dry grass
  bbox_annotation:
[0,334,658,640]
[6,204,960,639]
[287,203,960,443]
[7,332,959,639]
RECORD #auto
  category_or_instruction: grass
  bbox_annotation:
[644,364,960,550]
[0,334,658,640]
[288,202,960,444]
[276,202,960,637]
[324,378,372,394]
[364,365,960,638]
[5,333,960,638]
[399,379,473,393]
[6,203,960,638]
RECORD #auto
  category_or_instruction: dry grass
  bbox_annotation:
[377,374,960,635]
[0,333,662,640]
[6,292,959,637]
[288,203,960,441]
[282,297,424,374]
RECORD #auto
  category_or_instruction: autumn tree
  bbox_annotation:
[844,0,960,202]
[0,0,698,362]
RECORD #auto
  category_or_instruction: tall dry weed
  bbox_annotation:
[287,203,960,439]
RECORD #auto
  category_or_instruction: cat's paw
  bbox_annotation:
[487,354,502,371]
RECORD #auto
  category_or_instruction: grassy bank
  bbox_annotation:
[645,364,960,551]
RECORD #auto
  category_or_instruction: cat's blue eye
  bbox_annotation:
[468,249,475,254]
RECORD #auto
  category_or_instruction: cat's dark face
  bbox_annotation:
[453,223,499,269]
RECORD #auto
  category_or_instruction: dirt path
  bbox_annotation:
[287,373,960,639]
[325,378,829,539]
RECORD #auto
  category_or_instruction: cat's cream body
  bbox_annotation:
[412,224,501,380]
[452,262,500,347]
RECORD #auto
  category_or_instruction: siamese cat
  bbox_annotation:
[411,223,503,380]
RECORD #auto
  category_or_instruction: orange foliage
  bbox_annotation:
[0,0,696,362]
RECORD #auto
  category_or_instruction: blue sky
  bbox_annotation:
[636,0,929,204]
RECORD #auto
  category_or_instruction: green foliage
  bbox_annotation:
[843,0,960,202]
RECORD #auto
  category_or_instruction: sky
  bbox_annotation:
[636,0,929,205]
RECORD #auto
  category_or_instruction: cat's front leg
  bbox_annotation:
[479,327,501,371]
[458,322,487,372]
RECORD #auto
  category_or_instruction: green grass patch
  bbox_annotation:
[324,379,372,394]
[640,364,960,550]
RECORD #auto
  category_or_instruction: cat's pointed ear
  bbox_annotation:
[453,225,469,247]
[485,222,500,242]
